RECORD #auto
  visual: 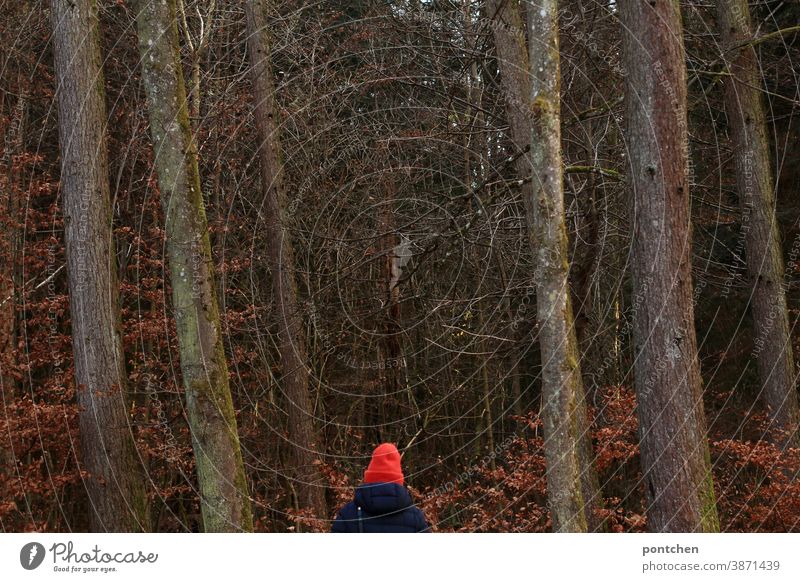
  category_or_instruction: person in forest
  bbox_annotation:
[331,443,430,533]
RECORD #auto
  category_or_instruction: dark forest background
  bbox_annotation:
[1,0,800,532]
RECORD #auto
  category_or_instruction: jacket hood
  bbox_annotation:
[354,482,413,515]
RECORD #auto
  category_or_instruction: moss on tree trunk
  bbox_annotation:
[133,0,253,532]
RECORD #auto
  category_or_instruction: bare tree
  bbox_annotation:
[245,0,327,522]
[488,0,601,531]
[51,0,149,531]
[133,0,253,532]
[177,0,216,123]
[619,0,719,532]
[717,0,799,448]
[0,92,24,403]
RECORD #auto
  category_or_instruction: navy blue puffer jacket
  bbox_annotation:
[331,482,430,533]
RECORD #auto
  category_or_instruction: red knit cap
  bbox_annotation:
[364,443,404,485]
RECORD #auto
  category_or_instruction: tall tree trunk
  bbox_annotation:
[133,0,253,532]
[379,174,403,404]
[487,0,535,229]
[244,0,327,521]
[619,0,719,532]
[489,0,601,531]
[717,0,799,448]
[0,85,26,486]
[51,0,149,532]
[0,92,24,402]
[464,0,496,465]
[525,0,600,533]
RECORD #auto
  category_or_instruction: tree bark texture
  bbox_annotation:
[245,0,328,521]
[134,0,253,532]
[486,0,602,531]
[717,0,799,448]
[619,0,720,532]
[51,0,150,532]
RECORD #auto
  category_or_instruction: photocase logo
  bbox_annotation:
[20,542,46,570]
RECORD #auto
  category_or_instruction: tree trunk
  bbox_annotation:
[0,82,26,488]
[244,0,327,522]
[717,0,799,448]
[488,0,601,531]
[619,0,719,532]
[486,0,535,227]
[0,92,24,402]
[51,0,149,532]
[464,0,496,465]
[525,0,600,533]
[133,0,253,532]
[379,174,403,404]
